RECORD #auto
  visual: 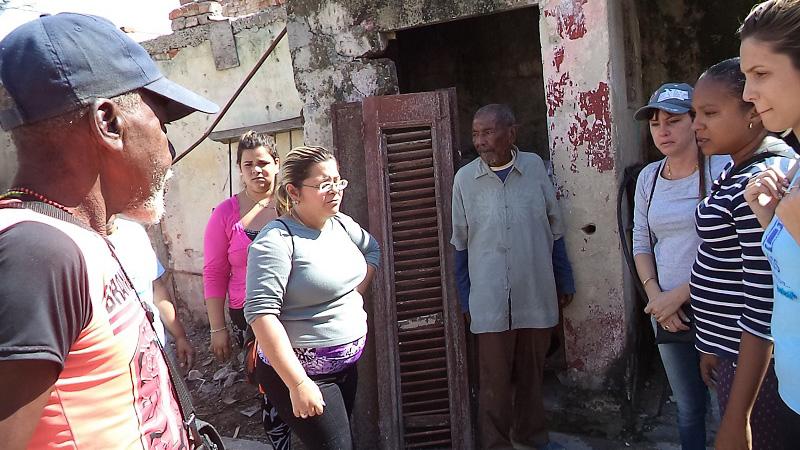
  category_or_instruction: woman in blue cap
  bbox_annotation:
[632,83,728,449]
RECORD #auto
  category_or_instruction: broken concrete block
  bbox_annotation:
[185,16,200,28]
[171,17,186,31]
[198,13,211,25]
[209,19,240,70]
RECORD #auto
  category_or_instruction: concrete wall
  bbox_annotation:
[142,10,303,321]
[538,0,640,389]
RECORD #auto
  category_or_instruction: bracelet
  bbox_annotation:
[210,326,227,334]
[642,277,656,286]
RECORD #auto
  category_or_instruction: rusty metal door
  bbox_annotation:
[361,90,472,450]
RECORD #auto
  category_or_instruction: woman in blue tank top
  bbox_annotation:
[740,0,800,423]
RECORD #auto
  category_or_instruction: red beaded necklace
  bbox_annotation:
[1,187,72,214]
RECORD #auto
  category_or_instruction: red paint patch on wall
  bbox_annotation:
[567,82,614,173]
[546,72,570,117]
[544,0,588,41]
[553,46,565,72]
[563,306,624,373]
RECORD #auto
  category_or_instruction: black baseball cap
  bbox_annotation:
[0,13,219,130]
[634,83,693,121]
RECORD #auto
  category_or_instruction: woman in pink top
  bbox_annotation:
[203,131,289,448]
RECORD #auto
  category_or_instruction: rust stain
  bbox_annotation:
[546,72,570,117]
[544,0,588,41]
[553,46,565,72]
[567,82,614,173]
[564,306,623,373]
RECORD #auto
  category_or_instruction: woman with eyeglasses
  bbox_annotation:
[245,146,380,449]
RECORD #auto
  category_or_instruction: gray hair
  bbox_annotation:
[474,104,516,128]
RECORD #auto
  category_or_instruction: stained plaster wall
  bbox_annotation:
[142,10,303,321]
[538,0,643,389]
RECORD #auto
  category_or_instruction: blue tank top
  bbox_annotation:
[763,172,800,414]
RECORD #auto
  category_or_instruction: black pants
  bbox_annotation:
[256,359,358,450]
[229,308,291,450]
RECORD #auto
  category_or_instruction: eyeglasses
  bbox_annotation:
[302,179,349,193]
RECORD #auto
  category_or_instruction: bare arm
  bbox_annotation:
[249,314,323,418]
[0,360,59,449]
[205,296,231,362]
[356,265,376,296]
[715,333,772,450]
[153,278,194,368]
[776,189,800,243]
[633,253,661,300]
[634,253,689,331]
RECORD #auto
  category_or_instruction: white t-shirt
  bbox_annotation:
[108,217,166,344]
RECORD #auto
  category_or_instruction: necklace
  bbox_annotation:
[1,187,72,214]
[244,190,274,209]
[665,161,699,180]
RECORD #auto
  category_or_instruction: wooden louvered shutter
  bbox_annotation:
[362,91,473,449]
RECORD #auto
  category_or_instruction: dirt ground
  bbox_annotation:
[175,322,270,444]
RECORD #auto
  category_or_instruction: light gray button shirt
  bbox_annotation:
[451,150,564,333]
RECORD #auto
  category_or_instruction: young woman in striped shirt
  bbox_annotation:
[691,57,798,450]
[740,0,800,436]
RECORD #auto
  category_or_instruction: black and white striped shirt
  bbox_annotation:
[691,137,798,358]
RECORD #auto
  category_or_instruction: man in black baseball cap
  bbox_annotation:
[0,13,218,449]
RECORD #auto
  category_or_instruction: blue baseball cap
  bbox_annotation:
[634,83,693,120]
[0,13,219,130]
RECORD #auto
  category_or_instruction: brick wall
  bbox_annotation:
[169,0,285,31]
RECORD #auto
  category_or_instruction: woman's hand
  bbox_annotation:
[744,168,788,227]
[209,329,231,362]
[699,352,719,388]
[175,336,195,369]
[659,312,689,334]
[289,377,325,418]
[644,288,687,322]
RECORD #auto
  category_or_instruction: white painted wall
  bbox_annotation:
[150,21,303,321]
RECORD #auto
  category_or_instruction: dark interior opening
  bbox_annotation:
[386,6,547,165]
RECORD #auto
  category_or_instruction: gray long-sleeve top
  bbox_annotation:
[245,212,380,348]
[632,155,729,291]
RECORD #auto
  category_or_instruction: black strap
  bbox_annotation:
[645,160,663,258]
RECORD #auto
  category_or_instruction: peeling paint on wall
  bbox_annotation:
[543,0,588,41]
[553,45,565,72]
[567,82,614,173]
[546,72,570,117]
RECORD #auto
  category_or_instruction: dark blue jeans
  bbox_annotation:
[256,360,358,450]
[658,341,709,450]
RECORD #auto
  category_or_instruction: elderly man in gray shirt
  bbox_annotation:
[451,104,566,450]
